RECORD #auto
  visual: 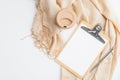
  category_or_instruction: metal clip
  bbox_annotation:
[81,24,105,44]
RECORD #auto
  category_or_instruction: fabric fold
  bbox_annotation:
[31,0,120,80]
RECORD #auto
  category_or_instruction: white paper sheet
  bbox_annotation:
[57,23,107,76]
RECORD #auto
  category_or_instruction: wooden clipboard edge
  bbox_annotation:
[54,20,109,79]
[55,58,83,80]
[81,22,110,78]
[81,21,110,42]
[82,41,108,78]
[55,24,79,58]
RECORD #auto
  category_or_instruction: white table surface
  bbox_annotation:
[0,0,120,80]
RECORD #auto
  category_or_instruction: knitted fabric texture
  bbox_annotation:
[31,0,120,80]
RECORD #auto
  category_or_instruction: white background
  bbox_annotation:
[0,0,120,80]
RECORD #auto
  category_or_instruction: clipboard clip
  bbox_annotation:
[81,24,105,44]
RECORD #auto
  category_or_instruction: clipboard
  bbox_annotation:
[55,21,109,79]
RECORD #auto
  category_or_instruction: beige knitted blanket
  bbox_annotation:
[31,0,120,80]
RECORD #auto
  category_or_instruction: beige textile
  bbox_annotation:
[31,0,120,80]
